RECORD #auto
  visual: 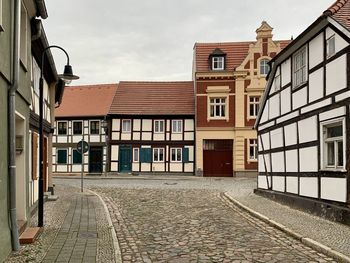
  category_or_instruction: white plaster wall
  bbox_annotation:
[170,163,182,172]
[187,146,194,162]
[185,119,194,131]
[258,175,271,189]
[326,55,346,95]
[301,98,332,114]
[298,116,318,143]
[111,162,118,172]
[284,123,297,146]
[285,149,298,172]
[184,132,194,141]
[299,177,318,198]
[272,176,285,192]
[154,133,165,141]
[184,163,194,172]
[142,120,152,131]
[260,101,269,123]
[269,94,280,119]
[141,163,151,171]
[112,132,120,140]
[111,145,119,161]
[112,119,120,131]
[280,87,291,115]
[292,87,307,110]
[73,135,83,143]
[299,146,318,172]
[281,58,291,87]
[166,120,170,131]
[57,136,67,143]
[309,68,324,102]
[171,134,182,141]
[260,132,270,150]
[271,152,285,173]
[308,33,324,69]
[89,135,100,143]
[84,127,89,135]
[336,90,350,102]
[133,132,140,140]
[132,163,139,172]
[142,132,152,140]
[319,107,345,121]
[133,119,141,131]
[72,165,81,172]
[270,128,283,149]
[321,177,347,202]
[259,154,271,173]
[286,177,298,194]
[56,165,68,172]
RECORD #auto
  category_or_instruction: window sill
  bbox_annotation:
[320,168,347,173]
[248,159,258,163]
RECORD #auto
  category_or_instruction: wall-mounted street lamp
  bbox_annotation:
[101,118,109,177]
[38,45,79,227]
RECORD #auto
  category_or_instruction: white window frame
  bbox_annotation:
[172,120,182,133]
[326,35,335,58]
[293,46,307,88]
[90,120,100,135]
[212,56,224,70]
[0,0,4,32]
[154,120,164,133]
[57,121,68,135]
[248,96,260,119]
[72,121,83,135]
[248,139,258,161]
[320,117,346,171]
[133,148,139,162]
[153,148,164,162]
[209,97,226,118]
[57,149,68,164]
[260,58,270,76]
[122,119,131,133]
[274,67,281,92]
[170,148,182,162]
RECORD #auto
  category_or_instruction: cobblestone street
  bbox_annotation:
[92,185,336,263]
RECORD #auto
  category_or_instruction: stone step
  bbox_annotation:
[47,195,59,201]
[19,227,41,244]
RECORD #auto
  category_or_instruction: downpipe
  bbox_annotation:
[8,0,21,251]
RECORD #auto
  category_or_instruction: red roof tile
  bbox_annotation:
[55,84,118,117]
[194,40,291,72]
[109,81,194,115]
[324,0,350,30]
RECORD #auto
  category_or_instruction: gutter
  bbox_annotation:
[8,0,21,251]
[35,0,48,19]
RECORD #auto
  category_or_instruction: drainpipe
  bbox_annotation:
[8,0,21,251]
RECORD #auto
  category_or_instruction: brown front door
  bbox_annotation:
[203,139,233,177]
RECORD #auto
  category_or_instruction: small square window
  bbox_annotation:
[153,148,164,162]
[122,119,131,132]
[154,120,164,133]
[171,148,182,162]
[210,98,226,118]
[212,56,224,70]
[249,97,260,118]
[260,59,270,76]
[57,149,67,164]
[249,139,258,161]
[90,121,100,135]
[57,121,67,135]
[274,68,281,92]
[73,121,82,135]
[327,35,335,57]
[293,46,307,88]
[72,150,82,164]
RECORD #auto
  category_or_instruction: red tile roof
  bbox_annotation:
[324,0,350,30]
[194,40,291,72]
[55,84,118,117]
[109,81,194,115]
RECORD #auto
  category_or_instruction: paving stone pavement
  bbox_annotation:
[93,187,337,263]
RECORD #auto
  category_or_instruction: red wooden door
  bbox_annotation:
[203,140,233,177]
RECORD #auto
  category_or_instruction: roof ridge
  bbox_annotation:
[195,41,255,45]
[66,83,118,89]
[119,80,193,84]
[323,0,349,15]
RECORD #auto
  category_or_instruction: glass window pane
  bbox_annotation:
[327,125,342,138]
[327,142,335,166]
[338,141,343,167]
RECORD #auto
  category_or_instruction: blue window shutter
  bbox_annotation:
[183,148,189,163]
[140,148,152,163]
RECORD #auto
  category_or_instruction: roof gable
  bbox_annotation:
[324,0,350,31]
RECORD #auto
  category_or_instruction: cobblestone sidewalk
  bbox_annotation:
[5,185,116,263]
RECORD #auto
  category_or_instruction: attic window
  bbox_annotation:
[212,56,224,70]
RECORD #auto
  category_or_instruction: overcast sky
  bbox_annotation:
[43,0,332,85]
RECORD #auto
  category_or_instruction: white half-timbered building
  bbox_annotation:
[53,84,117,174]
[108,81,195,174]
[255,0,350,220]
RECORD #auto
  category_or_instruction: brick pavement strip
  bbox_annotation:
[94,187,337,263]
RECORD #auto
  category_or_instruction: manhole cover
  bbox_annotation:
[164,182,177,185]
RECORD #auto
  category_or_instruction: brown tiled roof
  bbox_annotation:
[55,84,118,117]
[324,0,350,30]
[194,40,291,72]
[109,81,194,115]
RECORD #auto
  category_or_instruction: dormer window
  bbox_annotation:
[212,56,224,70]
[209,48,226,71]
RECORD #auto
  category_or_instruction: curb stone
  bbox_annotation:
[223,192,350,263]
[86,189,123,263]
